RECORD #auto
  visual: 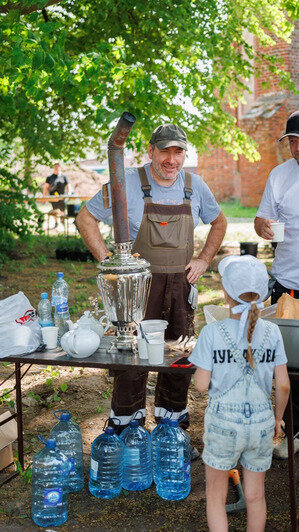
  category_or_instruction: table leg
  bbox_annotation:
[285,388,297,532]
[15,363,24,470]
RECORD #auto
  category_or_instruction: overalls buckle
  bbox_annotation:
[141,185,152,198]
[184,187,193,200]
[244,402,251,418]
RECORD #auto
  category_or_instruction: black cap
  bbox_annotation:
[279,111,299,141]
[150,124,187,150]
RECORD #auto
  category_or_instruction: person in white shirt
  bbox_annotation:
[254,110,299,458]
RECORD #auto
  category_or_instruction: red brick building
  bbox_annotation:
[197,21,299,206]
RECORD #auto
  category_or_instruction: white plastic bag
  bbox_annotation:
[0,292,42,358]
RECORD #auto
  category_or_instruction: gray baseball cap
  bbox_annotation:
[150,124,188,150]
[279,110,299,141]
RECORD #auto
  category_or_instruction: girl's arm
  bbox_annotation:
[273,364,290,438]
[194,368,211,393]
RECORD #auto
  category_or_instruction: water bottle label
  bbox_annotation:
[69,457,75,472]
[44,487,63,506]
[124,448,140,465]
[40,320,53,327]
[55,303,69,313]
[184,460,191,479]
[90,458,98,480]
[52,296,67,306]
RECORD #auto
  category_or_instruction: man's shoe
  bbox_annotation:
[273,437,299,459]
[190,444,200,461]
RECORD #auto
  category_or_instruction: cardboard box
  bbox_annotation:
[0,411,18,471]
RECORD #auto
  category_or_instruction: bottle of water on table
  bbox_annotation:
[120,417,152,491]
[31,436,69,528]
[50,410,84,493]
[156,419,191,500]
[89,421,123,499]
[52,272,70,344]
[38,292,52,327]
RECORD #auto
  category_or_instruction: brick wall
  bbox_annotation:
[197,21,299,206]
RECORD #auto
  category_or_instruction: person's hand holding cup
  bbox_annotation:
[260,218,285,242]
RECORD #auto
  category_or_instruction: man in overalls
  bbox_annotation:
[76,124,227,447]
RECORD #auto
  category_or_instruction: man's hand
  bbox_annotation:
[185,258,208,284]
[254,217,276,240]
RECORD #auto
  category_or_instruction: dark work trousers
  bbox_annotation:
[109,272,194,433]
[272,281,299,436]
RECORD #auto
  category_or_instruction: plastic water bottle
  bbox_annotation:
[50,410,84,493]
[31,436,69,528]
[151,417,169,483]
[120,419,152,491]
[89,425,123,499]
[155,419,191,500]
[38,293,52,327]
[52,272,70,344]
[51,272,69,308]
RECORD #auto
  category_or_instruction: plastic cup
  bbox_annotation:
[147,340,164,365]
[42,326,58,349]
[137,336,148,359]
[270,222,285,242]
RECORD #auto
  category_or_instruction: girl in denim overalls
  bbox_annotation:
[188,255,290,531]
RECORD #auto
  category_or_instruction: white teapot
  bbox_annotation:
[67,311,110,338]
[61,320,100,358]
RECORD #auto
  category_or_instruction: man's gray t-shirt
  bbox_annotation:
[86,163,221,241]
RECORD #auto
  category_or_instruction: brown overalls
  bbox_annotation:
[110,167,195,431]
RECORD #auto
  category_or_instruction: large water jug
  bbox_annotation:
[31,436,69,528]
[156,419,191,500]
[50,410,84,492]
[120,419,152,491]
[89,424,123,499]
[151,417,169,483]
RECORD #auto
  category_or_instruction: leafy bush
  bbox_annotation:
[0,166,42,261]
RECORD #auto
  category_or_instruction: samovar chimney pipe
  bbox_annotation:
[108,112,136,243]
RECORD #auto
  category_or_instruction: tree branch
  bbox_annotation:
[0,0,60,15]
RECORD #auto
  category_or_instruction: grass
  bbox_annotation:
[219,199,257,219]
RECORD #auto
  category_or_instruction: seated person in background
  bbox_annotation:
[43,163,70,217]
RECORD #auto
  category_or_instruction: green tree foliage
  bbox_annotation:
[0,0,296,162]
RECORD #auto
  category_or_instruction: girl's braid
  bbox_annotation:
[246,302,259,368]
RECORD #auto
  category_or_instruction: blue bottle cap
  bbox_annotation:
[53,410,72,421]
[57,272,64,279]
[129,419,139,428]
[60,412,71,421]
[105,427,115,435]
[169,419,179,427]
[46,439,56,449]
[41,292,48,299]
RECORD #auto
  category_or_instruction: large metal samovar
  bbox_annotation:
[97,112,152,349]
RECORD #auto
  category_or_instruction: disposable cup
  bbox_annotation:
[137,336,148,359]
[42,326,58,350]
[147,340,164,365]
[270,222,285,242]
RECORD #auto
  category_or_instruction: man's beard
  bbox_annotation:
[151,159,180,181]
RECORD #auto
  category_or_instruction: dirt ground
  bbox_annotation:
[0,238,297,531]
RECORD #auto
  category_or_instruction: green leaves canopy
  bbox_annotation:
[0,0,297,165]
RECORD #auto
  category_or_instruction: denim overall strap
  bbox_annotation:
[212,321,272,402]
